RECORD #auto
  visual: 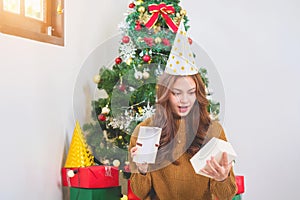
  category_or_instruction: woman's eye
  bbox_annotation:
[172,92,181,96]
[189,91,196,95]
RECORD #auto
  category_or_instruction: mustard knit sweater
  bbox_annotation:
[129,118,237,200]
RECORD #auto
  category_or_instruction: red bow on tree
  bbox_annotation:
[145,3,178,33]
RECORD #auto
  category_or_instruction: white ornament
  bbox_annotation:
[101,107,110,114]
[134,71,143,80]
[67,170,76,178]
[155,63,163,76]
[119,41,136,61]
[103,159,110,165]
[118,21,130,32]
[135,102,155,121]
[129,86,136,92]
[108,110,134,130]
[113,159,121,167]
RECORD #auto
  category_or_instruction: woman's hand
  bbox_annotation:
[130,146,149,174]
[200,152,232,182]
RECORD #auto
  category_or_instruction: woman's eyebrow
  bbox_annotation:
[171,88,182,92]
[171,87,196,92]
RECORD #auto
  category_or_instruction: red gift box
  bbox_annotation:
[235,175,245,194]
[61,165,119,188]
[127,180,140,200]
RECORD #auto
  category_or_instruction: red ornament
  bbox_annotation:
[122,36,130,44]
[118,84,126,92]
[124,165,130,172]
[98,114,106,121]
[162,38,170,46]
[135,23,141,31]
[143,55,151,62]
[129,3,135,8]
[188,37,193,45]
[115,57,122,64]
[144,37,154,47]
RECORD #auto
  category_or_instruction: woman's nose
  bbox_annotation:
[179,94,188,103]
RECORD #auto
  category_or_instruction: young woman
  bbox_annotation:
[129,72,237,200]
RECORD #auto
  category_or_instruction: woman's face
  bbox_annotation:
[169,76,197,117]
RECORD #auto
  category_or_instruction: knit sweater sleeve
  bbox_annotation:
[128,118,153,199]
[209,121,238,200]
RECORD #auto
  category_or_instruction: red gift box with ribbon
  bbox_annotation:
[235,175,245,194]
[61,165,119,188]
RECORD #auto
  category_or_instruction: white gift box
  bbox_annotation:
[133,126,162,164]
[190,137,237,178]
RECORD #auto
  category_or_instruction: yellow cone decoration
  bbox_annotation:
[165,20,198,75]
[64,121,95,168]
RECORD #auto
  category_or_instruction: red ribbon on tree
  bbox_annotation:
[145,3,178,33]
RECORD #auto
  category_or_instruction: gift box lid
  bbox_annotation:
[190,137,237,178]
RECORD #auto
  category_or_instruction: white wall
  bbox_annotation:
[0,0,127,199]
[0,0,299,199]
[182,0,300,199]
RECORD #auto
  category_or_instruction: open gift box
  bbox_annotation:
[61,165,119,188]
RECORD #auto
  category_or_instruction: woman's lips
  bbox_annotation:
[178,106,189,113]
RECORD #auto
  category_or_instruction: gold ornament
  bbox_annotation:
[153,25,161,33]
[93,74,101,84]
[113,159,121,167]
[136,0,143,5]
[174,13,183,25]
[143,71,150,79]
[154,37,162,44]
[126,57,133,65]
[180,9,187,16]
[139,12,150,24]
[64,121,95,168]
[138,6,145,13]
[138,107,143,114]
[173,17,181,25]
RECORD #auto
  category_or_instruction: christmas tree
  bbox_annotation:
[83,0,220,172]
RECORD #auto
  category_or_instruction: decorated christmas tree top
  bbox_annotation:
[83,0,220,170]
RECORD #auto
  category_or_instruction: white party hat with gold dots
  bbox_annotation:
[165,21,198,75]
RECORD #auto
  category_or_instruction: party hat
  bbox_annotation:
[165,21,198,75]
[64,121,95,168]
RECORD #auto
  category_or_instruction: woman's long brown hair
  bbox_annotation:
[152,72,211,164]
